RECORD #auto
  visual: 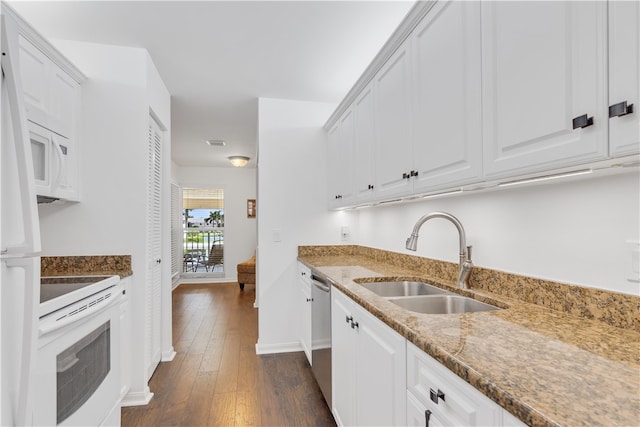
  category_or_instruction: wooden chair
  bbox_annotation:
[196,245,224,272]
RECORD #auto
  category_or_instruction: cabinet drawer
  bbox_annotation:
[407,342,501,426]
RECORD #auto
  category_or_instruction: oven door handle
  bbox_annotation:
[39,287,122,336]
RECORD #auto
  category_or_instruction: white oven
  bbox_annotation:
[33,282,123,426]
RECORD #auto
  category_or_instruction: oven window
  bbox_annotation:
[56,321,111,424]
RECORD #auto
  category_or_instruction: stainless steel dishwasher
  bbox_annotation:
[311,274,332,409]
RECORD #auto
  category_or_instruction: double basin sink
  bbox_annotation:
[359,280,499,314]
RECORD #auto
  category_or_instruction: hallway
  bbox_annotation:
[121,283,335,426]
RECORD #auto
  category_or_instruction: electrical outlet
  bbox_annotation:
[273,229,282,243]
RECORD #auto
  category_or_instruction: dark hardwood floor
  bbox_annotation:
[121,282,335,427]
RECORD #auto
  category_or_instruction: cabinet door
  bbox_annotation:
[119,278,131,399]
[48,62,78,139]
[331,290,357,427]
[407,392,447,427]
[18,35,49,129]
[609,0,640,156]
[374,38,413,199]
[327,108,355,208]
[481,1,607,177]
[407,342,502,426]
[353,83,376,202]
[298,263,312,364]
[354,303,406,427]
[412,0,483,193]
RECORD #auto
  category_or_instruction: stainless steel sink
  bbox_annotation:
[390,295,499,314]
[359,281,451,297]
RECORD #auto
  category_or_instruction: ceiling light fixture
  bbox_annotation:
[228,156,250,167]
[206,139,226,147]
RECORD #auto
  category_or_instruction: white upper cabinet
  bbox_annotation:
[353,83,376,202]
[411,0,483,193]
[608,0,640,156]
[481,1,608,178]
[17,27,83,202]
[18,35,79,139]
[328,108,355,208]
[324,0,637,210]
[374,37,413,200]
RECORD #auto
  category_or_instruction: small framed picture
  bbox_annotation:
[247,199,256,218]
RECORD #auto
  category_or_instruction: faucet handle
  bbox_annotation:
[465,245,473,261]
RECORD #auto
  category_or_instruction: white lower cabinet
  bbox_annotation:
[119,277,131,400]
[407,391,447,427]
[297,262,312,364]
[331,288,406,427]
[407,341,525,427]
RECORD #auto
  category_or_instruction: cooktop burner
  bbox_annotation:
[40,275,120,317]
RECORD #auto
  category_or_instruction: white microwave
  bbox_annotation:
[29,120,76,202]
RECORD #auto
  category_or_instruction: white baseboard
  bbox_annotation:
[121,387,154,407]
[255,340,303,355]
[161,347,176,361]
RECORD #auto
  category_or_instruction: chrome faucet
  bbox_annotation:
[406,212,473,289]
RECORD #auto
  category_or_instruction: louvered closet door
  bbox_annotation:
[146,116,162,380]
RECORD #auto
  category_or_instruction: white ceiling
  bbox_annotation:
[8,0,414,168]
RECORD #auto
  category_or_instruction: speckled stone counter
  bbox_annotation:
[298,245,640,427]
[41,255,132,278]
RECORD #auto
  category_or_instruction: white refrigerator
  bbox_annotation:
[1,9,42,427]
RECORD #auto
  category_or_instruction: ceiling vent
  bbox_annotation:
[205,139,226,147]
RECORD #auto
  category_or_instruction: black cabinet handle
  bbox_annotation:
[346,315,353,324]
[609,101,634,118]
[306,298,312,302]
[402,172,409,179]
[572,114,594,129]
[351,320,359,329]
[425,409,432,427]
[411,170,419,177]
[368,184,374,190]
[430,388,445,404]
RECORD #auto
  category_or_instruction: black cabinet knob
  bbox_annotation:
[609,101,634,118]
[430,388,445,404]
[425,409,432,427]
[572,114,594,129]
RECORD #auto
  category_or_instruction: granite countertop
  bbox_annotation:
[298,249,640,427]
[41,255,133,278]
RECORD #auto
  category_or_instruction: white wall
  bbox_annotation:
[356,171,640,296]
[36,41,172,401]
[255,97,358,353]
[173,165,258,282]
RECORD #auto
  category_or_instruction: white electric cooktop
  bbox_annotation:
[40,275,120,317]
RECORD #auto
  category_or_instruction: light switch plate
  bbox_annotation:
[341,226,350,242]
[273,229,282,243]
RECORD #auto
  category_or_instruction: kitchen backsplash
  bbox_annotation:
[298,245,640,332]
